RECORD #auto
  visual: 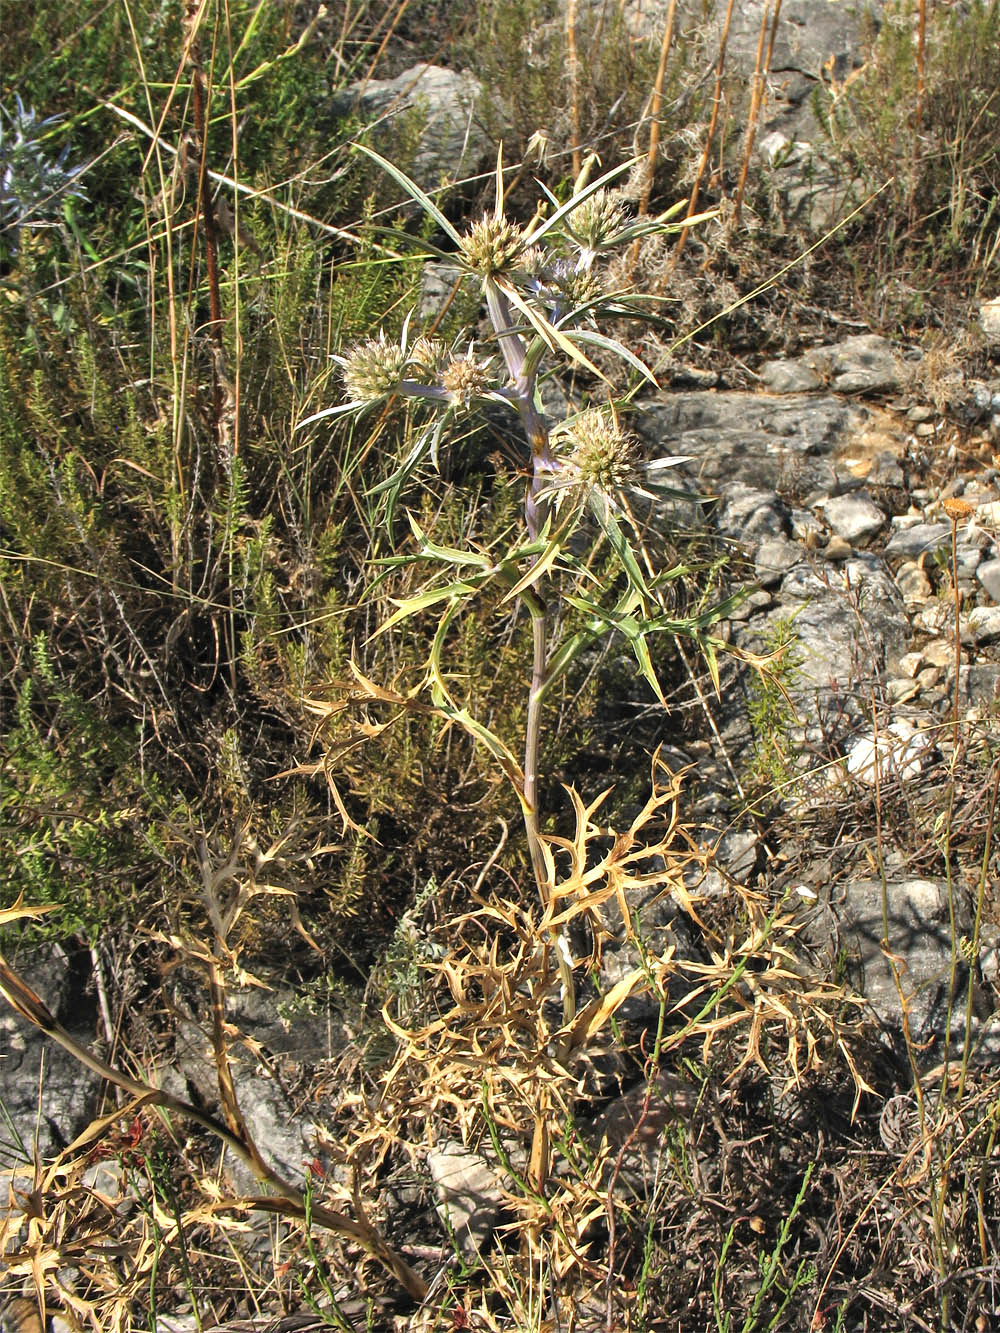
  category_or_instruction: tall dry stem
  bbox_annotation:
[668,0,735,273]
[733,0,782,227]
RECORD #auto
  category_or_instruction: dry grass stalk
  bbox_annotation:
[0,894,428,1306]
[566,0,582,183]
[668,0,736,273]
[732,0,782,227]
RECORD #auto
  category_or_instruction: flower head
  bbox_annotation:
[566,189,628,254]
[548,258,602,308]
[459,215,525,275]
[557,409,638,494]
[339,332,408,404]
[441,352,495,406]
[406,337,450,383]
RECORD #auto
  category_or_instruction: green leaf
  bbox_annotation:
[353,143,462,246]
[406,513,493,570]
[522,157,637,247]
[587,493,653,608]
[563,328,658,386]
[629,630,666,706]
[371,578,484,637]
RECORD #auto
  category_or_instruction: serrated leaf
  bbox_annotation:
[630,629,666,706]
[370,579,482,637]
[407,512,493,569]
[588,492,652,607]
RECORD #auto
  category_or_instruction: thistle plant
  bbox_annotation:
[300,146,733,1187]
[0,96,87,248]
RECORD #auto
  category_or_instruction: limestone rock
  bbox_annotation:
[844,719,931,785]
[330,64,488,190]
[759,353,824,394]
[979,295,1000,347]
[819,492,886,543]
[802,334,901,395]
[968,605,1000,645]
[0,943,101,1159]
[885,522,952,559]
[977,558,1000,603]
[427,1143,503,1253]
[825,877,977,1048]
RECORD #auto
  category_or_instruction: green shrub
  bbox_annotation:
[817,0,1000,317]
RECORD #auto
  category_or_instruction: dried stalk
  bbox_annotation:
[732,0,782,227]
[668,0,736,273]
[637,0,678,218]
[0,950,428,1302]
[566,0,582,182]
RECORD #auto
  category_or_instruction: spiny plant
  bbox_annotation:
[283,146,871,1321]
[298,142,730,1035]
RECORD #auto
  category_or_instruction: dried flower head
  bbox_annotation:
[459,215,525,275]
[568,189,628,252]
[942,496,975,521]
[442,353,495,405]
[339,332,408,403]
[560,409,638,493]
[407,337,450,383]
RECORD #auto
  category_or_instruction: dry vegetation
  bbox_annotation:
[2,2,1000,1330]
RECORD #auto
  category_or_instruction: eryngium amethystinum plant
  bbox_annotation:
[299,146,737,1185]
[0,96,87,243]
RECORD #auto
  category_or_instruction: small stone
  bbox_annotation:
[759,358,823,394]
[792,508,825,547]
[887,677,920,704]
[885,522,952,558]
[729,588,774,621]
[914,421,937,437]
[923,638,955,668]
[805,334,901,394]
[715,829,759,879]
[895,561,932,603]
[898,651,923,678]
[979,295,1000,347]
[820,493,886,543]
[977,558,1000,603]
[957,665,1000,709]
[907,404,935,423]
[846,720,931,784]
[968,606,1000,644]
[955,543,983,577]
[427,1144,502,1253]
[916,666,941,690]
[755,537,802,587]
[670,363,719,389]
[716,484,789,545]
[823,534,852,561]
[913,601,951,633]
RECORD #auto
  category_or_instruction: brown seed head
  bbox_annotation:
[942,496,975,521]
[442,355,494,405]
